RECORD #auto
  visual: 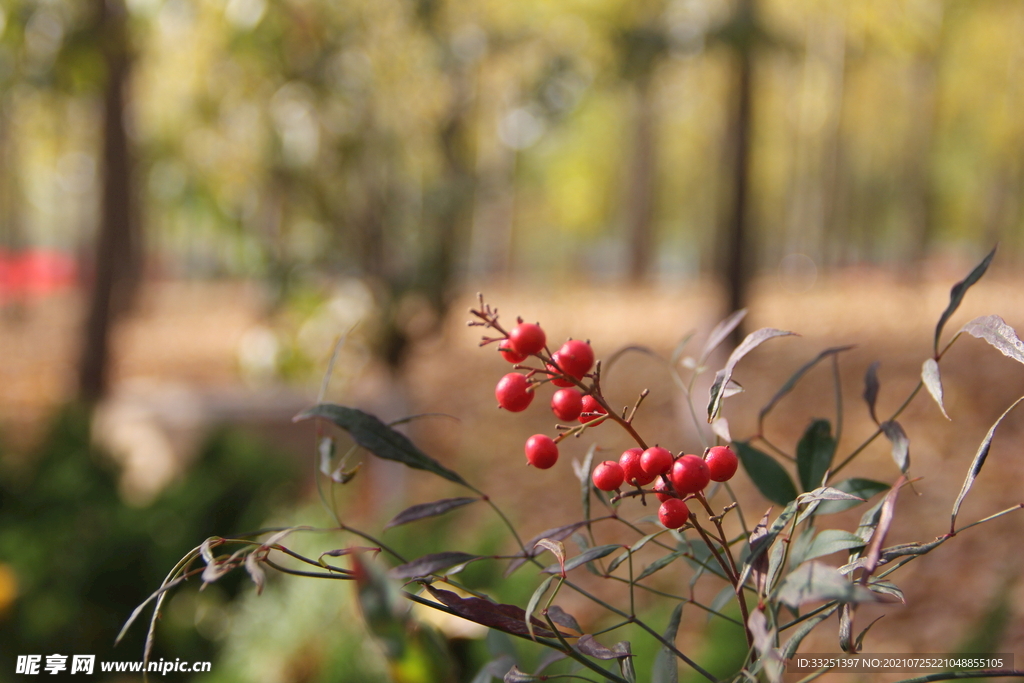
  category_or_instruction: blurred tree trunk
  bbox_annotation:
[903,1,949,268]
[721,0,756,345]
[626,77,657,282]
[78,0,142,405]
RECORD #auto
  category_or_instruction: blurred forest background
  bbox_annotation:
[2,0,1024,681]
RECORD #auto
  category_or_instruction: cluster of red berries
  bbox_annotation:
[590,446,738,529]
[491,321,605,471]
[479,304,739,532]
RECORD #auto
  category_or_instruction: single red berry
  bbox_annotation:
[557,339,595,378]
[619,447,655,486]
[670,454,710,495]
[551,388,584,421]
[578,395,607,424]
[525,434,558,469]
[706,445,739,482]
[546,354,576,387]
[653,476,675,502]
[658,499,690,529]
[640,446,673,476]
[495,373,534,412]
[509,322,546,356]
[499,345,528,364]
[592,461,625,491]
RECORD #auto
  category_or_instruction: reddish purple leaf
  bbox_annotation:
[424,585,565,639]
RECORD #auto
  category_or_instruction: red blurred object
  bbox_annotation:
[0,249,77,301]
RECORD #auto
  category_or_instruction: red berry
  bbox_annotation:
[499,345,528,363]
[525,434,558,469]
[557,339,595,378]
[619,447,655,486]
[509,322,546,356]
[592,461,625,491]
[495,373,534,412]
[653,476,675,501]
[547,353,577,387]
[658,499,690,529]
[551,388,584,421]
[579,395,607,424]
[706,446,739,482]
[670,454,710,495]
[640,446,673,476]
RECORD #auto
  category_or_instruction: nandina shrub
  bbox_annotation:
[126,247,1024,683]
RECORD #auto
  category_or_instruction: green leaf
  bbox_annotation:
[776,562,879,608]
[800,530,866,562]
[294,404,469,486]
[934,244,997,354]
[816,479,889,515]
[637,551,684,580]
[385,497,479,530]
[652,603,683,683]
[734,441,798,505]
[525,576,554,642]
[796,419,836,492]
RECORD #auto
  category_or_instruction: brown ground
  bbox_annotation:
[2,270,1023,680]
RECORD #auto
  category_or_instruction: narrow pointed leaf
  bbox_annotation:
[816,479,888,515]
[880,420,910,472]
[637,551,684,580]
[854,615,885,652]
[765,539,787,595]
[798,486,866,505]
[734,441,798,505]
[746,508,773,596]
[777,562,879,607]
[839,602,856,653]
[862,478,903,577]
[863,362,880,424]
[652,603,683,683]
[801,530,866,562]
[543,544,619,574]
[867,579,905,604]
[935,244,997,354]
[525,577,554,641]
[576,634,632,660]
[962,314,1024,364]
[390,552,481,579]
[608,532,660,574]
[424,585,565,639]
[951,395,1024,532]
[385,497,479,530]
[699,309,748,365]
[921,359,950,420]
[546,605,581,633]
[294,404,468,486]
[708,328,797,420]
[759,346,855,429]
[796,419,836,492]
